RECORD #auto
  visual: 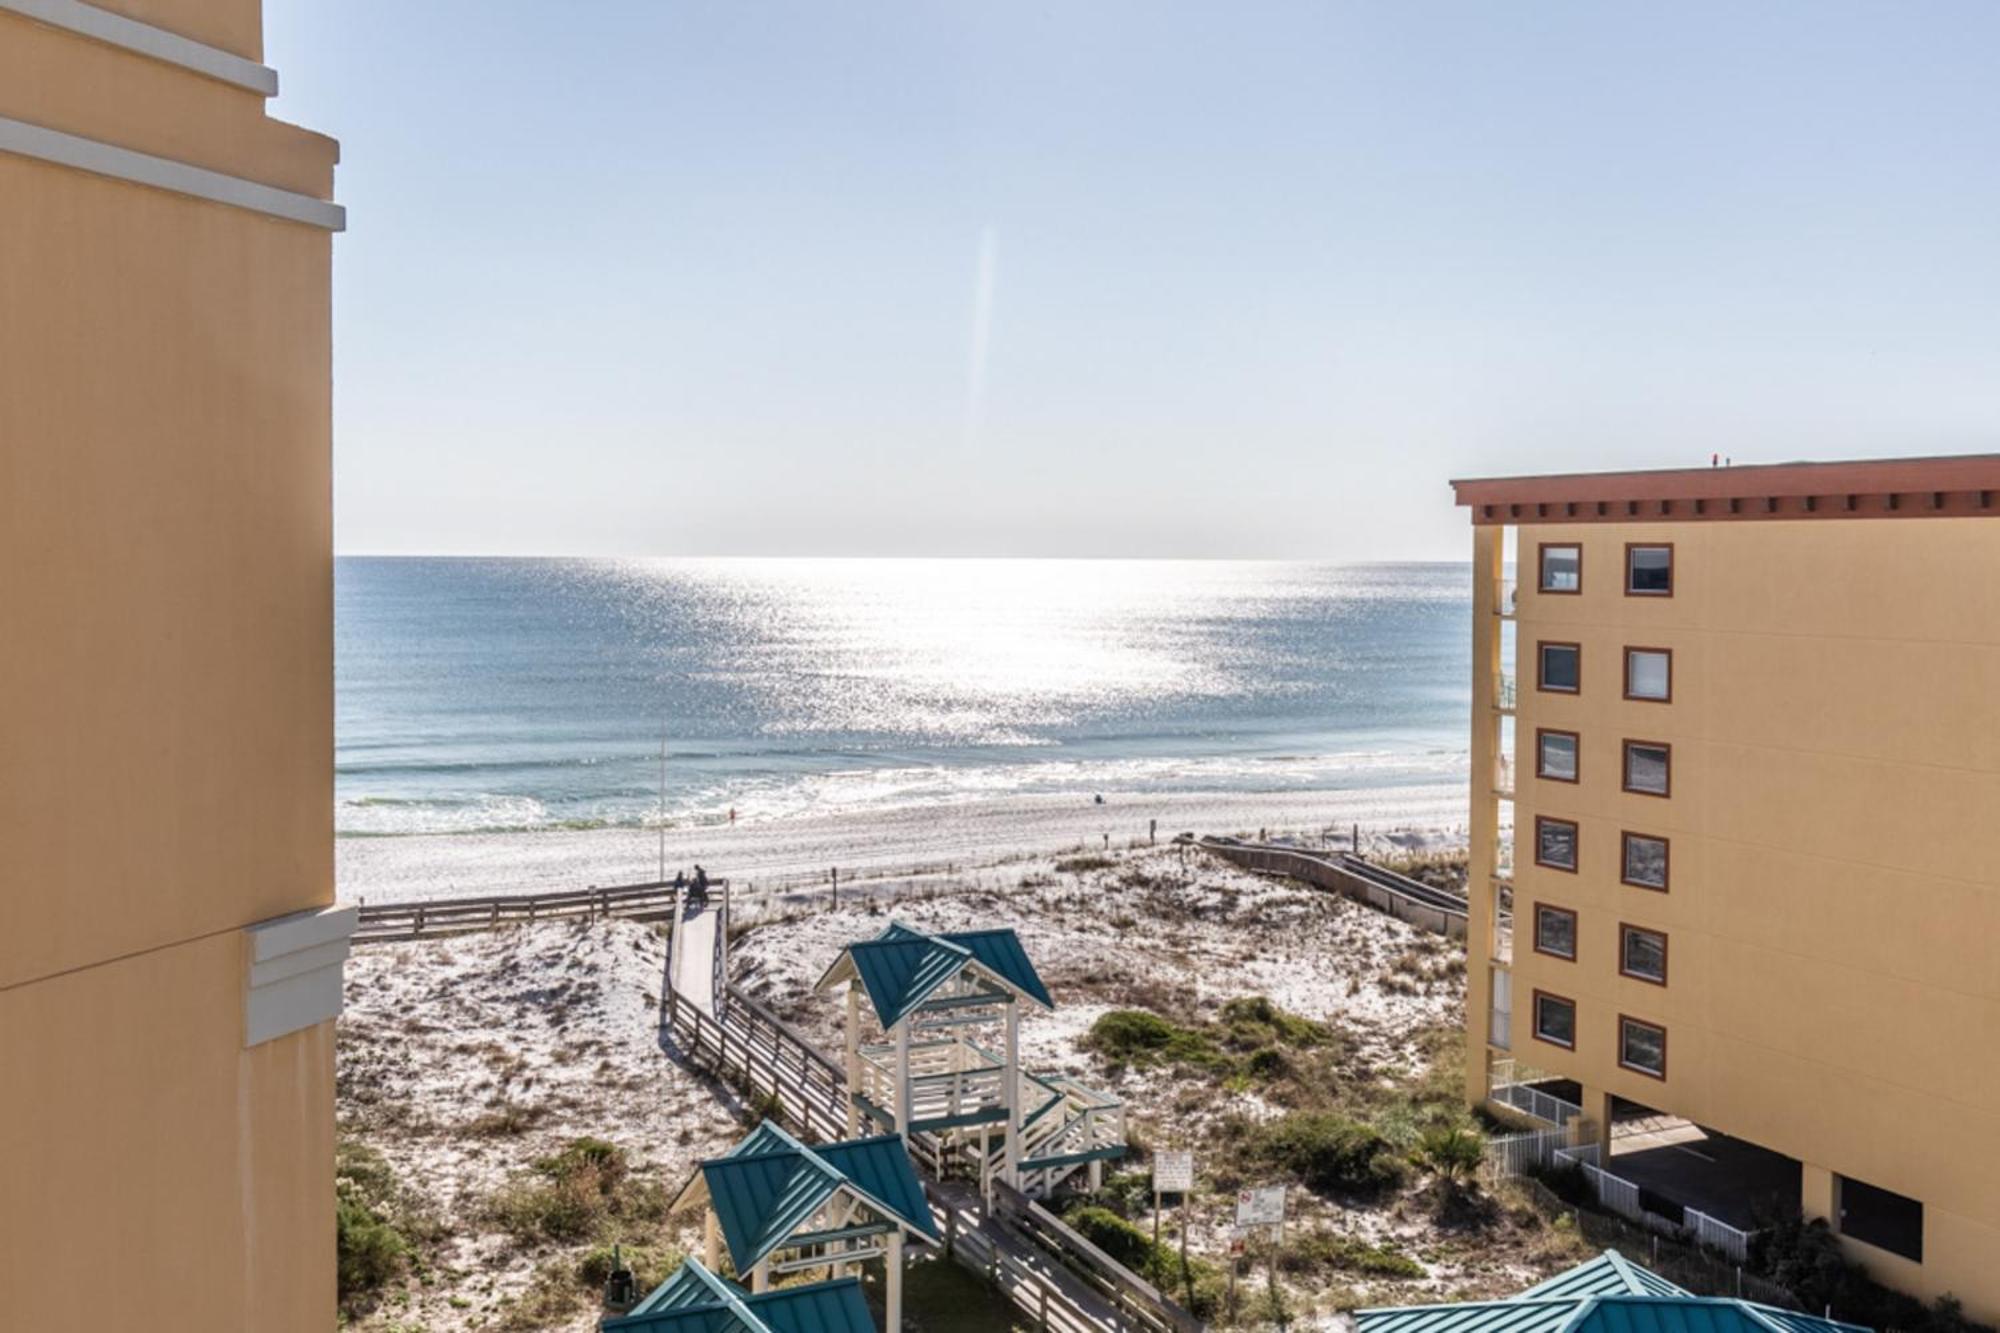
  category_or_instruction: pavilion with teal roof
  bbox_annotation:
[666,1120,939,1333]
[601,1257,875,1333]
[1358,1251,1872,1333]
[815,921,1125,1200]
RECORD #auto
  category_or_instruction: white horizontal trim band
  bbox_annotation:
[0,115,344,229]
[0,0,277,95]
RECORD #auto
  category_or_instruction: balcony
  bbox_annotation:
[1494,753,1515,799]
[1494,580,1518,618]
[1494,673,1517,712]
[1492,882,1514,964]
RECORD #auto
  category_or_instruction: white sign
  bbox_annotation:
[1153,1151,1194,1194]
[1235,1185,1285,1227]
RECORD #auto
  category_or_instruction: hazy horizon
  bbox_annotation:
[270,2,2000,561]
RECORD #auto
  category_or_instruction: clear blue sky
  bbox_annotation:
[267,1,2000,559]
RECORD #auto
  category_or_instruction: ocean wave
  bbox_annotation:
[335,747,1468,837]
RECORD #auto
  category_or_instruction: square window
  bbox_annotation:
[1625,648,1671,702]
[1537,730,1579,782]
[1620,925,1668,983]
[1626,544,1672,596]
[1623,741,1671,796]
[1619,1016,1667,1077]
[1839,1176,1924,1263]
[1535,817,1578,872]
[1540,544,1582,593]
[1534,992,1576,1048]
[1538,642,1581,693]
[1621,833,1669,890]
[1534,905,1577,960]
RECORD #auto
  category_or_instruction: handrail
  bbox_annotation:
[353,878,717,943]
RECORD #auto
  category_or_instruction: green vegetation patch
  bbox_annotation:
[1063,1206,1225,1317]
[1249,1111,1406,1197]
[1083,995,1332,1083]
[1082,1009,1227,1070]
[1282,1227,1425,1279]
[484,1136,670,1247]
[336,1140,413,1308]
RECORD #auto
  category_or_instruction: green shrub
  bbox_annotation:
[1254,1113,1405,1196]
[487,1136,662,1245]
[337,1195,409,1301]
[1413,1125,1484,1186]
[335,1141,410,1304]
[1283,1228,1424,1279]
[1082,1011,1225,1070]
[578,1242,680,1293]
[1063,1206,1223,1317]
[1219,996,1329,1049]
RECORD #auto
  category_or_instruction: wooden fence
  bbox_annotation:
[354,879,699,944]
[660,977,1202,1331]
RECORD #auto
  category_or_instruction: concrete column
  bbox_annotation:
[1802,1162,1837,1225]
[845,985,862,1136]
[1577,1085,1614,1159]
[885,1228,905,1332]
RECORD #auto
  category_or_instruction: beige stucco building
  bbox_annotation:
[0,0,348,1325]
[1456,456,2000,1323]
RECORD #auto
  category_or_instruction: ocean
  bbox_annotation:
[334,558,1472,838]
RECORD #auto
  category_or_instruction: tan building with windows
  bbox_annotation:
[1456,456,2000,1323]
[0,0,347,1325]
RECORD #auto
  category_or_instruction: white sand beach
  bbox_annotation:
[336,784,1468,903]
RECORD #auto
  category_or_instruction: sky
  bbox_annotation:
[266,2,2000,560]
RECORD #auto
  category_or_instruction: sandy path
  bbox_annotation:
[337,784,1467,903]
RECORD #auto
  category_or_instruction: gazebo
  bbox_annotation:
[667,1120,940,1333]
[601,1257,874,1332]
[815,921,1125,1199]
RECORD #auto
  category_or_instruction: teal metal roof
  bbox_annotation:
[938,928,1055,1009]
[1517,1251,1689,1300]
[606,1260,874,1333]
[817,921,1055,1029]
[1358,1254,1872,1333]
[678,1121,939,1273]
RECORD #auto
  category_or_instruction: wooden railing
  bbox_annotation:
[353,879,705,944]
[1198,840,1468,940]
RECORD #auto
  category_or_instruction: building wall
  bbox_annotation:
[1473,517,2000,1319]
[0,1,343,1324]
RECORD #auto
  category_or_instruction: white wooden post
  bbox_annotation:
[885,1228,905,1332]
[704,1207,721,1271]
[895,1016,912,1143]
[751,1257,769,1293]
[845,985,862,1136]
[1003,997,1021,1188]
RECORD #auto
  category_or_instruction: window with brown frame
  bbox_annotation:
[1537,641,1581,693]
[1623,740,1671,797]
[1621,832,1669,891]
[1625,544,1672,596]
[1536,729,1579,783]
[1620,924,1668,984]
[1539,543,1582,594]
[1533,991,1577,1049]
[1618,1015,1667,1078]
[1534,904,1578,960]
[1624,647,1671,702]
[1535,816,1578,872]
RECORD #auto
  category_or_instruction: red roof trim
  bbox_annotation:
[1453,455,2000,525]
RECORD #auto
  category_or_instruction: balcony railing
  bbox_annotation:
[1494,754,1515,798]
[1494,674,1517,711]
[1494,581,1518,617]
[1493,901,1513,965]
